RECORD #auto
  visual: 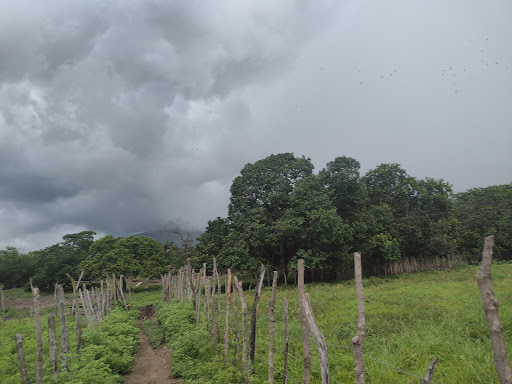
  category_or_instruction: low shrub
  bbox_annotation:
[143,319,165,348]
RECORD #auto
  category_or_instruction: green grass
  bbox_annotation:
[2,265,512,383]
[242,264,512,383]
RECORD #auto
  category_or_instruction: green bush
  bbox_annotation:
[55,307,140,382]
[156,300,243,383]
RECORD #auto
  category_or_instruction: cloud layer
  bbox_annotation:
[1,0,511,251]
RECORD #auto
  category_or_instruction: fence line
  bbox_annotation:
[161,256,450,384]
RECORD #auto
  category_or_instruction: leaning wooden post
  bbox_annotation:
[268,271,278,384]
[32,287,43,384]
[249,264,266,373]
[283,297,289,384]
[352,252,366,384]
[59,287,70,371]
[48,314,58,378]
[224,269,232,361]
[234,276,249,384]
[297,259,312,384]
[303,293,330,384]
[15,333,31,384]
[477,236,512,384]
[423,357,438,384]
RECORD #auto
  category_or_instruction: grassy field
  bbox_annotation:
[1,264,512,383]
[246,263,512,383]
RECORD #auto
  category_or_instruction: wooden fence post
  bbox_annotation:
[250,264,266,373]
[32,287,43,384]
[224,269,232,361]
[48,314,58,378]
[477,235,512,384]
[423,357,438,384]
[234,276,249,384]
[76,309,83,357]
[283,297,289,384]
[268,271,278,384]
[15,333,31,384]
[1,286,5,323]
[297,259,312,384]
[352,252,366,384]
[59,287,70,371]
[303,293,330,384]
[233,277,240,362]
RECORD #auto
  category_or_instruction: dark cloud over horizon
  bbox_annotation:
[1,0,511,251]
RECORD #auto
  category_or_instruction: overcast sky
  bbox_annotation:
[1,0,511,252]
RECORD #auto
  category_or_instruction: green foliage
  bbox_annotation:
[455,184,512,259]
[155,300,243,383]
[143,319,165,348]
[227,153,315,273]
[55,308,139,383]
[80,235,168,279]
[0,247,35,289]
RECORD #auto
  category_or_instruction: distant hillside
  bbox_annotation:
[135,226,203,246]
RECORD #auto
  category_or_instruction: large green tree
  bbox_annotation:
[0,247,35,289]
[31,231,96,290]
[227,153,314,276]
[80,235,168,279]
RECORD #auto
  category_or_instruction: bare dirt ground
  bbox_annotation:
[124,306,180,384]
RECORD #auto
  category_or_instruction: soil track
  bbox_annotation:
[124,306,180,384]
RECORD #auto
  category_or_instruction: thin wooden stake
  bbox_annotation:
[59,287,70,371]
[423,357,438,384]
[32,287,43,384]
[224,269,232,361]
[234,276,249,384]
[1,286,5,323]
[48,314,58,378]
[352,252,366,384]
[269,271,278,384]
[283,298,289,384]
[297,259,312,384]
[15,333,31,384]
[249,264,266,373]
[76,309,82,357]
[477,236,512,384]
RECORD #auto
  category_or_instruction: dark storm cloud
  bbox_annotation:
[0,0,339,250]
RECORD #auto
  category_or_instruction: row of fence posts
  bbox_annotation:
[14,274,130,384]
[161,254,441,384]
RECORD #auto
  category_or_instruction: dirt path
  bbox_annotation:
[124,307,180,384]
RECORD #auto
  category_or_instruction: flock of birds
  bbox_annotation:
[315,37,511,96]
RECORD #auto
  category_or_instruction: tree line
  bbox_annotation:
[194,153,512,280]
[1,153,511,290]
